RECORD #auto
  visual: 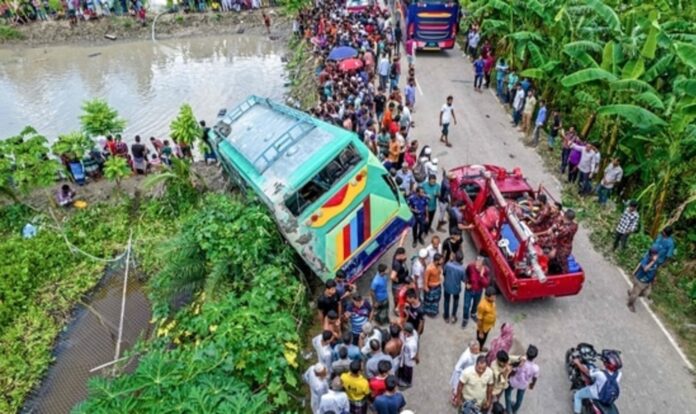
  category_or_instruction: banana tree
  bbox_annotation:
[631,105,696,236]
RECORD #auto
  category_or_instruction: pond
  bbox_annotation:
[0,34,287,143]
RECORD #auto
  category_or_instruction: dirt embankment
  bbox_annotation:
[285,38,319,110]
[1,9,290,47]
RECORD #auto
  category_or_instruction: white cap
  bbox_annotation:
[431,158,439,165]
[418,248,428,258]
[424,147,432,155]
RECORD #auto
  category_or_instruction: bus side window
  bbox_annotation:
[284,144,363,216]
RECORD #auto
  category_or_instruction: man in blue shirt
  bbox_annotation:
[404,78,417,110]
[373,375,406,414]
[651,226,675,267]
[627,248,659,312]
[531,100,547,146]
[408,187,429,247]
[443,252,466,323]
[495,58,509,100]
[421,174,441,234]
[396,164,416,195]
[344,294,373,346]
[371,264,390,325]
[473,55,485,91]
[520,78,531,93]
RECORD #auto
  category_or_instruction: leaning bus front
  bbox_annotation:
[302,154,412,282]
[405,0,459,50]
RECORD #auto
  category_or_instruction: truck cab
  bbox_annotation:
[449,164,584,302]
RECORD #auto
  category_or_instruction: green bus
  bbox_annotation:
[208,96,413,281]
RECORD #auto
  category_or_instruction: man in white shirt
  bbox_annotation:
[572,143,601,195]
[319,377,349,414]
[439,95,457,147]
[397,323,419,388]
[378,54,390,91]
[312,330,334,376]
[512,85,525,126]
[412,248,428,295]
[598,157,623,206]
[304,363,329,414]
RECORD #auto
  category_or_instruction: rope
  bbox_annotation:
[48,207,129,263]
[114,230,134,362]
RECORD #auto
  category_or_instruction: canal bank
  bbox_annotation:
[0,9,289,47]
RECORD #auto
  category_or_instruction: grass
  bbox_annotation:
[0,25,24,41]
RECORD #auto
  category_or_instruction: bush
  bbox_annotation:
[77,194,309,413]
[0,25,24,41]
[0,201,131,413]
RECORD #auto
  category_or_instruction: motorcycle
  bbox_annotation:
[565,343,621,414]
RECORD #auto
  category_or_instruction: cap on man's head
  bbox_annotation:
[419,248,428,259]
[362,322,374,334]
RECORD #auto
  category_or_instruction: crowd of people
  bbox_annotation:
[2,0,148,24]
[296,4,544,413]
[1,0,273,25]
[54,120,215,207]
[310,237,542,414]
[297,3,683,414]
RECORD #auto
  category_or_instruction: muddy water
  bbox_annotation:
[0,35,287,143]
[22,261,151,414]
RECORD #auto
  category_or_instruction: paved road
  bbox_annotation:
[357,47,696,413]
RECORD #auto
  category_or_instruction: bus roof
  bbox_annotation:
[213,96,354,198]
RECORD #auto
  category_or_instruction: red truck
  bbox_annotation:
[449,164,584,302]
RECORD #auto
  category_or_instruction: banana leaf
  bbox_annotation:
[561,68,617,87]
[674,42,696,69]
[597,104,666,129]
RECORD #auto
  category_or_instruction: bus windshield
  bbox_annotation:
[285,144,362,216]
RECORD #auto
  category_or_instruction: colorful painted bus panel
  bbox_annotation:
[208,96,413,282]
[401,0,460,50]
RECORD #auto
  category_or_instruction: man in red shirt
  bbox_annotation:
[368,360,392,400]
[396,277,416,322]
[462,256,490,328]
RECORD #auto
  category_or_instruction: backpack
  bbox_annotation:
[413,161,427,183]
[597,370,620,405]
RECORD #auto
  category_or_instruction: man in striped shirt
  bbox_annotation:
[613,200,640,251]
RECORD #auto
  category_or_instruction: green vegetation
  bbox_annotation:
[103,156,132,189]
[169,103,202,146]
[75,194,309,413]
[287,37,319,109]
[465,0,696,235]
[0,201,131,413]
[0,127,62,201]
[79,99,126,138]
[0,24,23,41]
[464,0,696,363]
[1,94,308,412]
[51,131,94,162]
